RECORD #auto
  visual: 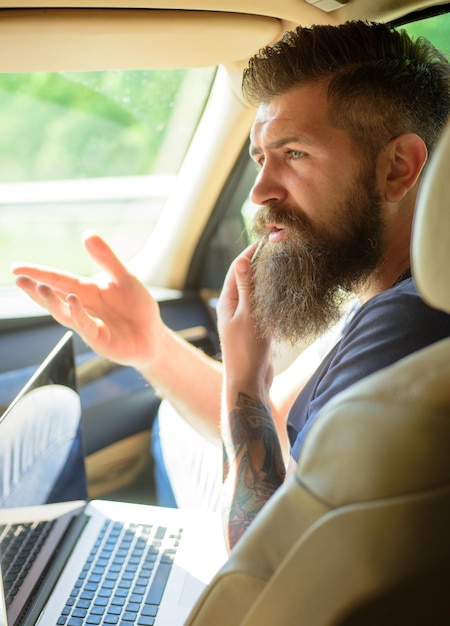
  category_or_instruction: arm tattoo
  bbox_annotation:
[223,392,286,548]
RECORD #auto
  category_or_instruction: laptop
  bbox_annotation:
[0,332,227,626]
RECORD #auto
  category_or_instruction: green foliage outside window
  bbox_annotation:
[0,69,188,183]
[401,11,450,56]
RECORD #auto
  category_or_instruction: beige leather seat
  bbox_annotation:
[185,118,450,626]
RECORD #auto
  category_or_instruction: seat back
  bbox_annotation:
[185,118,450,625]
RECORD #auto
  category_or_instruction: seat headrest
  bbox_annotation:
[412,117,450,313]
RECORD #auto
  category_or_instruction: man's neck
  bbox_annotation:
[357,258,411,304]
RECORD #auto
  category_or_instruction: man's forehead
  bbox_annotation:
[252,97,287,127]
[249,86,328,151]
[250,98,299,140]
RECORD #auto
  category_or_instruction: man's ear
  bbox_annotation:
[383,133,428,202]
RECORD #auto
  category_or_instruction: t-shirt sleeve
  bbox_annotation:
[289,279,450,460]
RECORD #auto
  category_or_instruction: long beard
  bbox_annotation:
[250,170,386,344]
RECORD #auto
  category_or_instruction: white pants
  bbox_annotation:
[157,400,223,512]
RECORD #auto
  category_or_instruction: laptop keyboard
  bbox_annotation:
[57,519,182,626]
[0,519,56,608]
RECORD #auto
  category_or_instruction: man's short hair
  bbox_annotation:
[243,21,450,159]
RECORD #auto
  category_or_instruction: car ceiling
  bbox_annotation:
[0,0,448,73]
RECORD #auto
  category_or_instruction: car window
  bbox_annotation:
[0,67,216,286]
[400,10,450,54]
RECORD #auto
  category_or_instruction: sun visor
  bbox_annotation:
[0,9,283,72]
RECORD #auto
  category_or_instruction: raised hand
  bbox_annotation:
[217,244,284,550]
[11,231,165,369]
[217,244,274,398]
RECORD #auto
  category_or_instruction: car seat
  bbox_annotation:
[185,118,450,625]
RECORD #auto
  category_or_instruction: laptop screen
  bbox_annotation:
[0,332,88,508]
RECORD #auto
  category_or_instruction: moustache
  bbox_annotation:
[251,204,317,242]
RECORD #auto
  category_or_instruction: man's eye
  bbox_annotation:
[288,149,304,160]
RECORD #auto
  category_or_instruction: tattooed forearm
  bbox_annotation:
[222,392,286,549]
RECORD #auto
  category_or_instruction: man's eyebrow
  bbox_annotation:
[249,135,310,157]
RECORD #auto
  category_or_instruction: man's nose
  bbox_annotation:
[250,165,288,207]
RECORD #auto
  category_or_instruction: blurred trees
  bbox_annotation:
[0,69,186,182]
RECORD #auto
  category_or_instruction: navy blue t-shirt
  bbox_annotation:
[287,274,450,461]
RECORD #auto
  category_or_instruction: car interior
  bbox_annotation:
[0,1,449,623]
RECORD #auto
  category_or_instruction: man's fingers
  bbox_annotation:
[12,263,89,297]
[14,274,38,292]
[82,231,129,282]
[217,247,257,323]
[14,275,64,309]
[234,256,255,295]
[66,293,102,343]
[12,232,127,293]
[26,281,77,329]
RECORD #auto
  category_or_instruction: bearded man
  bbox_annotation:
[12,21,450,551]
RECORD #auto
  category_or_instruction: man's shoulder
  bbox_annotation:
[288,276,450,459]
[328,275,450,403]
[347,276,450,336]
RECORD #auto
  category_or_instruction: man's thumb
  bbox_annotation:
[234,256,255,291]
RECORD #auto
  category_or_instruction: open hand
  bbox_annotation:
[11,231,164,369]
